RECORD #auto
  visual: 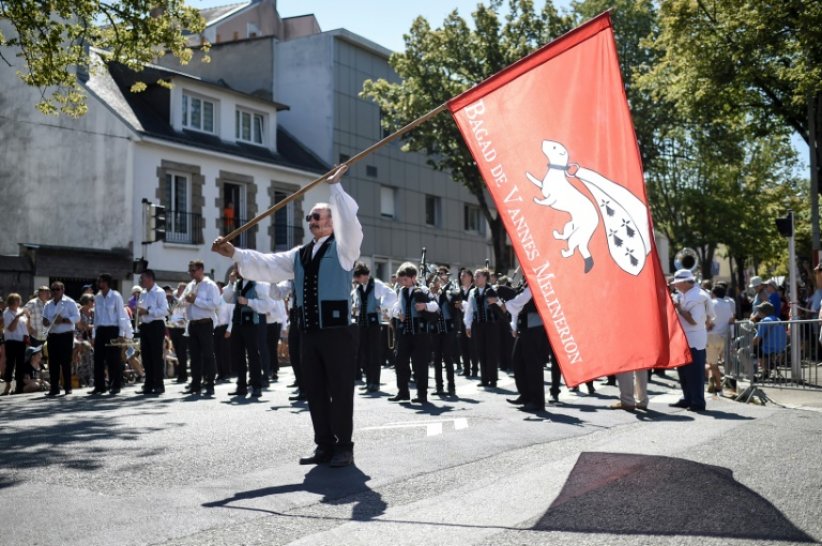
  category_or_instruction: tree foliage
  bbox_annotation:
[636,0,818,278]
[0,0,208,117]
[361,0,573,270]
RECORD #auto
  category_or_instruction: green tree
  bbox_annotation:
[641,0,822,247]
[0,0,207,117]
[361,0,572,271]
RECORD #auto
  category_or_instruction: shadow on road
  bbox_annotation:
[534,452,815,542]
[0,396,173,475]
[203,464,386,522]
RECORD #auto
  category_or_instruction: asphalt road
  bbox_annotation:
[1,368,820,546]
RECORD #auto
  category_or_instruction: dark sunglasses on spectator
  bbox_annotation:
[305,212,322,222]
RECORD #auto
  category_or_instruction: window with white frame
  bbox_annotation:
[464,204,485,235]
[182,92,215,133]
[235,108,265,145]
[380,186,396,219]
[164,173,192,241]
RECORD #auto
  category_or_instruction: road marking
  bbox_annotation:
[360,418,469,437]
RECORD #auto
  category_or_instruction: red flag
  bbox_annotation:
[448,12,690,386]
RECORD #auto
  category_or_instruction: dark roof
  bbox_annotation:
[100,62,327,174]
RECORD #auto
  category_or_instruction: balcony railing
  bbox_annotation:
[166,211,204,245]
[221,216,249,248]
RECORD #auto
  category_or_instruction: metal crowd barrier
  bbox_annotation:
[723,319,822,389]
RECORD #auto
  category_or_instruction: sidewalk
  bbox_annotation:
[731,381,822,410]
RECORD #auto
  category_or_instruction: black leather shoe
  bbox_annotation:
[507,397,525,405]
[669,400,689,408]
[287,382,299,388]
[175,378,188,384]
[136,387,154,395]
[228,389,248,396]
[251,388,262,398]
[329,450,354,468]
[520,403,545,413]
[204,385,215,396]
[388,393,410,402]
[411,396,428,404]
[64,390,72,395]
[299,449,333,465]
[183,386,201,395]
[109,388,121,395]
[88,388,107,395]
[367,384,379,393]
[288,392,303,401]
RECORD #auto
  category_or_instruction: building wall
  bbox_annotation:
[275,31,494,278]
[134,141,318,283]
[274,34,336,164]
[0,34,134,257]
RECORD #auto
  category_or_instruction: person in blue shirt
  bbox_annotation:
[753,301,787,380]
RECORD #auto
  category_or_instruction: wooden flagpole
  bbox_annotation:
[212,102,449,250]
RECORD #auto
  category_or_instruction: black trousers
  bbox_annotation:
[48,331,74,392]
[231,323,262,389]
[94,326,121,390]
[288,322,302,388]
[458,328,478,375]
[301,327,356,452]
[188,319,216,388]
[140,320,166,391]
[395,332,431,398]
[3,340,27,393]
[511,326,549,408]
[169,327,188,381]
[432,329,457,390]
[498,320,513,371]
[472,321,499,385]
[266,322,281,379]
[213,324,231,378]
[356,323,382,387]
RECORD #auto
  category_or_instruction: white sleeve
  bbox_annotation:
[235,247,299,284]
[269,280,293,300]
[463,291,475,330]
[375,280,397,311]
[328,183,363,271]
[246,282,274,315]
[222,282,235,303]
[504,287,531,329]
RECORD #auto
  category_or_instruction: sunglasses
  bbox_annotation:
[305,212,322,222]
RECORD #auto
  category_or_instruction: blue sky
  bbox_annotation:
[191,0,572,52]
[188,0,809,172]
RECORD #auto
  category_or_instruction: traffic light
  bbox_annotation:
[775,211,793,237]
[143,200,167,243]
[150,204,166,242]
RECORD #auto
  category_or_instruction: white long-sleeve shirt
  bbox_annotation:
[352,278,398,318]
[391,285,439,318]
[222,278,275,320]
[463,286,503,330]
[94,289,132,338]
[182,277,222,321]
[43,296,80,335]
[2,308,28,342]
[137,284,169,324]
[234,183,363,283]
[505,286,532,332]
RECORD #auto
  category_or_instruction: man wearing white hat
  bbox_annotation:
[748,275,781,319]
[669,269,714,412]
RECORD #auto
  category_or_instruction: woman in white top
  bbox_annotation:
[2,293,29,395]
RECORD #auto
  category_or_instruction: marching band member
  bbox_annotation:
[352,262,397,394]
[212,165,362,468]
[180,260,221,396]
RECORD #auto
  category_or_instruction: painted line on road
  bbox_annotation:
[360,418,469,437]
